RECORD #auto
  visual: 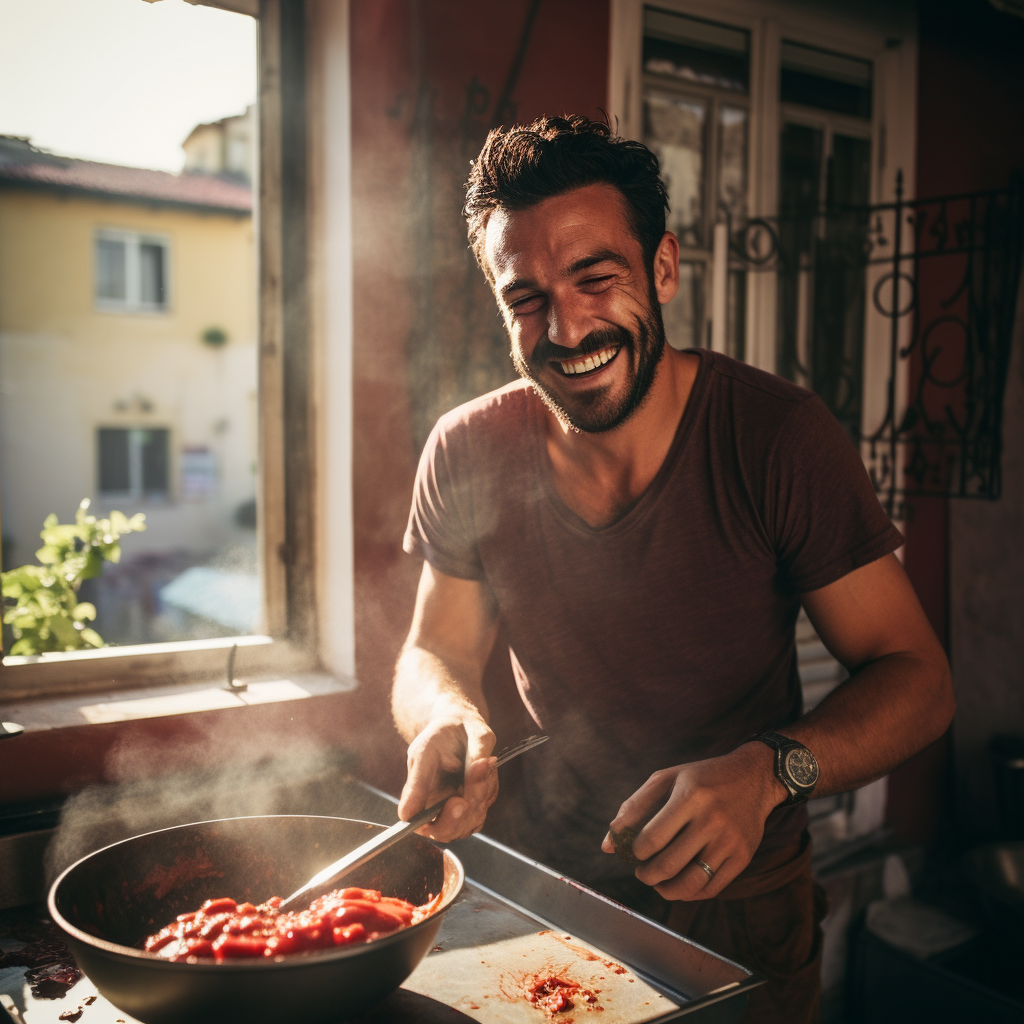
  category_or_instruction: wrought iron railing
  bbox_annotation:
[725,173,1024,516]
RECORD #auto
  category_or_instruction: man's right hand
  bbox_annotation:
[397,713,497,842]
[392,563,501,841]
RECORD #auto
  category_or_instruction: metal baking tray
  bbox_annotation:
[348,782,761,1023]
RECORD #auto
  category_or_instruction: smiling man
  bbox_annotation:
[392,115,954,1023]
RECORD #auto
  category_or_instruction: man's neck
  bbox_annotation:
[543,347,700,528]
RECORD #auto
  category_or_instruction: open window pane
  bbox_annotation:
[0,2,260,653]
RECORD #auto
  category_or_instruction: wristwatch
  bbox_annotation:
[754,731,819,805]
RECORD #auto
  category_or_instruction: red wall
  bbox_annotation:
[347,0,611,794]
[886,0,1024,844]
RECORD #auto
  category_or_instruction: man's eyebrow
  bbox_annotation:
[564,249,631,276]
[500,276,537,300]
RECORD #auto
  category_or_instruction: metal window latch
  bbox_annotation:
[224,643,247,693]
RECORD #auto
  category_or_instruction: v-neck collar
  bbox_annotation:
[530,348,711,537]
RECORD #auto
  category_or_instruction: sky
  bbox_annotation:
[0,0,257,172]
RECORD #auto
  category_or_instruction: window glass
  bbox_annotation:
[643,8,749,94]
[140,428,170,496]
[96,237,127,302]
[727,269,746,363]
[97,428,131,494]
[0,0,259,652]
[777,122,870,439]
[644,90,706,247]
[780,41,872,119]
[780,122,824,217]
[139,242,166,307]
[777,123,824,389]
[642,11,751,357]
[663,261,705,350]
[831,134,872,207]
[717,105,748,224]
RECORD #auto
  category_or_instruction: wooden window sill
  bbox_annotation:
[0,670,365,809]
[0,669,355,735]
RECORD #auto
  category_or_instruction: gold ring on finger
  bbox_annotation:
[695,858,715,880]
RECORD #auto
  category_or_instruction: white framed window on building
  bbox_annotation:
[94,229,170,312]
[97,427,171,500]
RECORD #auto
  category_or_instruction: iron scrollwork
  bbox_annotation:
[726,172,1024,515]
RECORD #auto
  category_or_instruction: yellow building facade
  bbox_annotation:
[0,137,258,641]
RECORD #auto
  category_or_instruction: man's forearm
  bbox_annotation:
[392,643,491,743]
[771,648,955,800]
[774,553,956,802]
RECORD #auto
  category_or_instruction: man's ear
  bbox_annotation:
[652,232,680,305]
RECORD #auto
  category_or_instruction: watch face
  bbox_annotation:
[785,747,819,789]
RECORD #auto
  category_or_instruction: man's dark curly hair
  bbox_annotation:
[464,114,670,284]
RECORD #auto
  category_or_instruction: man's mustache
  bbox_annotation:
[530,324,634,367]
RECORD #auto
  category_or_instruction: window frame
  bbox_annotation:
[0,0,322,698]
[641,32,753,353]
[96,425,173,502]
[610,0,918,381]
[94,228,172,314]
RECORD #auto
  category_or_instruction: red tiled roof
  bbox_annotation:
[0,137,251,213]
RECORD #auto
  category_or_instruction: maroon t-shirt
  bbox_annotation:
[404,349,903,892]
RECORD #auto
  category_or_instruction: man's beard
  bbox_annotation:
[512,299,667,434]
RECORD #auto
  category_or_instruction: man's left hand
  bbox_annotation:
[601,742,787,900]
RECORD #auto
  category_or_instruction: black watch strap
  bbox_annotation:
[754,731,819,805]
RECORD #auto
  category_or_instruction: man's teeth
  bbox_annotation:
[559,347,618,376]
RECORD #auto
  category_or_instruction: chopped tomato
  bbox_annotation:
[142,887,423,962]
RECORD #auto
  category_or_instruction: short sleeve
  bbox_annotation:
[767,395,904,593]
[403,418,485,581]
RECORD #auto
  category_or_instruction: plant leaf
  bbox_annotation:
[79,627,104,648]
[79,549,105,580]
[109,510,129,536]
[47,614,80,648]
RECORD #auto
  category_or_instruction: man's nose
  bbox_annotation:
[546,294,589,350]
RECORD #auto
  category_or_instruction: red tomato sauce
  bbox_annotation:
[526,974,600,1015]
[143,887,423,962]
